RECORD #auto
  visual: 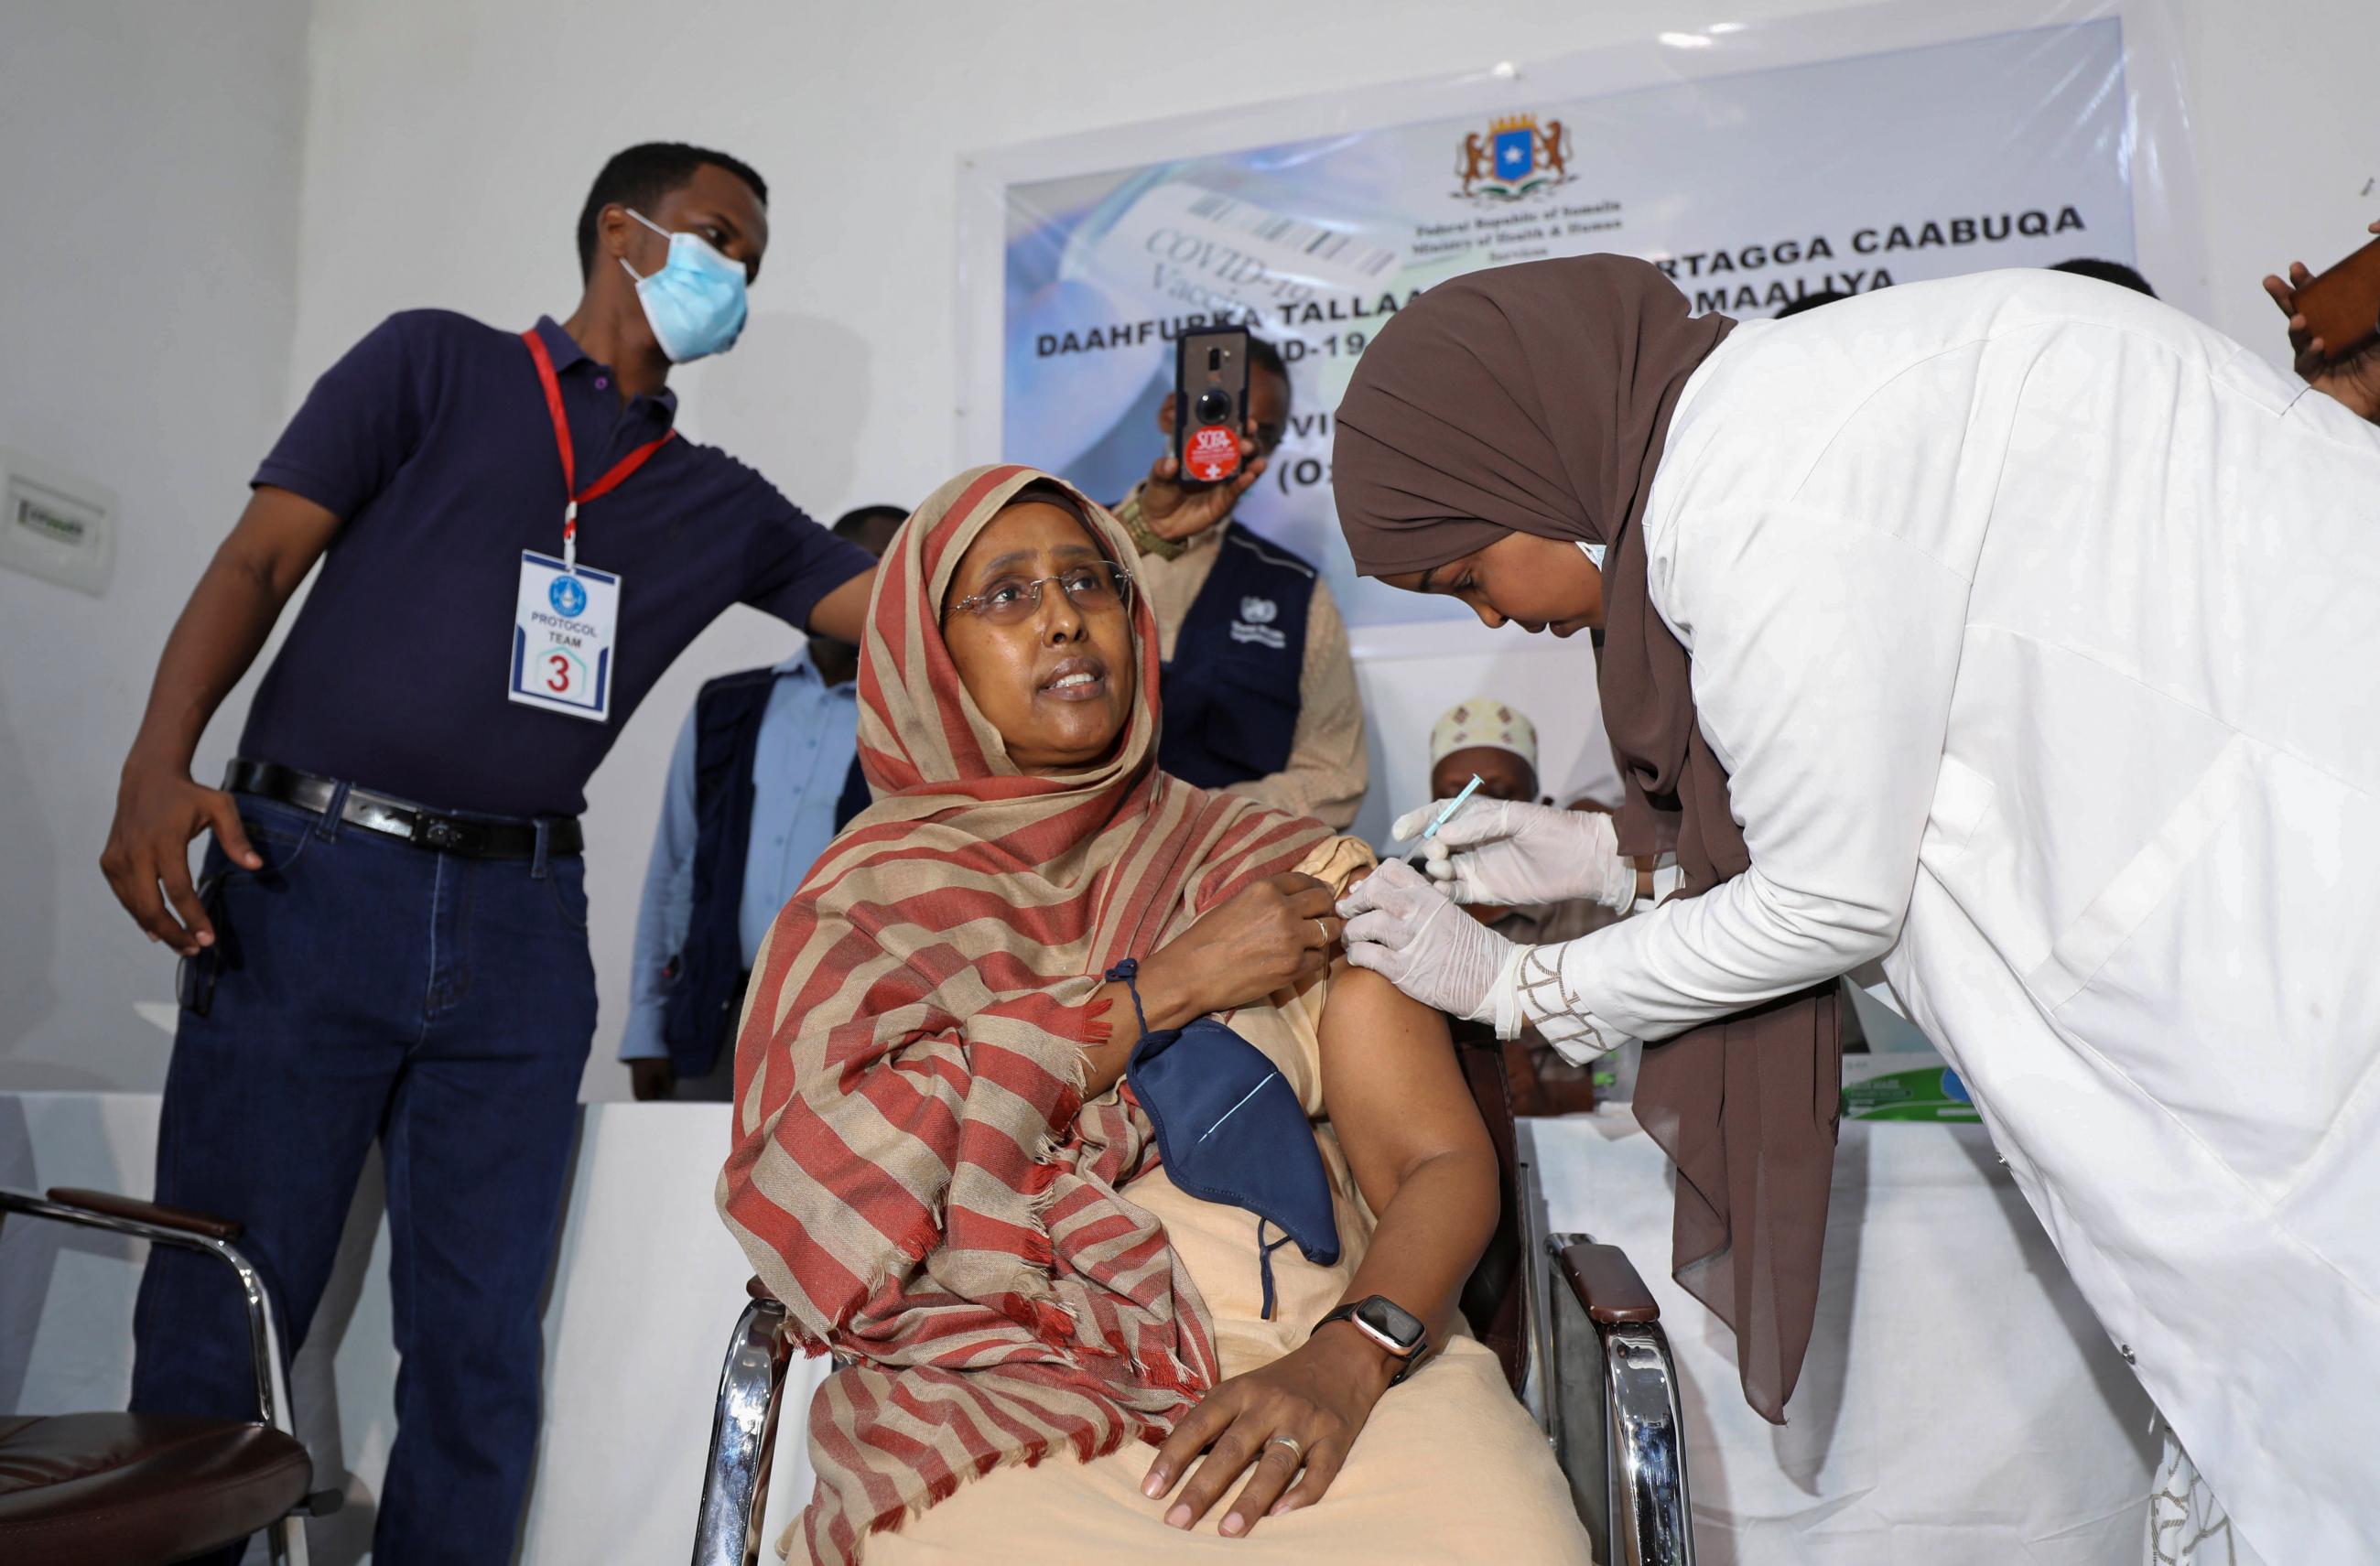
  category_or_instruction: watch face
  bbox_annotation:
[1355,1295,1425,1354]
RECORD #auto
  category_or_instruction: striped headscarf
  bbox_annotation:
[718,464,1335,1565]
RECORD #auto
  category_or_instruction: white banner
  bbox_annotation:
[957,0,2201,634]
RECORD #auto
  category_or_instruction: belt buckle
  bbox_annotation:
[416,816,470,853]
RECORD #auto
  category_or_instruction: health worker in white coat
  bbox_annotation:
[1331,255,2380,1566]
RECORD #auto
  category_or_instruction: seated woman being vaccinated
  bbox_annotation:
[716,468,1587,1565]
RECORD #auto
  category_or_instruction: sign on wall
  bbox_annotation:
[958,2,2199,632]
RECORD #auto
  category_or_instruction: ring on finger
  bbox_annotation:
[1265,1434,1304,1462]
[1313,918,1330,945]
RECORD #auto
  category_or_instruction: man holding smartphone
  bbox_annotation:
[1111,337,1368,827]
[96,142,875,1564]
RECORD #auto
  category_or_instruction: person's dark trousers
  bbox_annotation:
[129,785,597,1565]
[671,1050,739,1102]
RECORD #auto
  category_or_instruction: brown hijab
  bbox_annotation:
[1333,255,1841,1424]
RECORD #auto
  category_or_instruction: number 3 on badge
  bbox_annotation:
[510,549,620,722]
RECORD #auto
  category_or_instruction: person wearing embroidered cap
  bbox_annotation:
[95,142,878,1564]
[1419,697,1632,1114]
[1428,697,1539,805]
[1420,697,1635,942]
[1328,253,2380,1564]
[1404,694,1641,937]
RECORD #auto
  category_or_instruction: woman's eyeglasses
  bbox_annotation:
[950,562,1133,624]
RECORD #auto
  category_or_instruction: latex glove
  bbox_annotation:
[1389,797,1636,913]
[1337,859,1527,1035]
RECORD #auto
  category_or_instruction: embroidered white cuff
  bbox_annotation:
[1516,943,1626,1062]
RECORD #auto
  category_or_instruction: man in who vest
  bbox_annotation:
[1109,337,1366,826]
[95,142,876,1563]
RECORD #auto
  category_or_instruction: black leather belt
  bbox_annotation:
[223,760,583,860]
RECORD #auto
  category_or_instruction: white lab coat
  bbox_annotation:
[1556,272,2380,1562]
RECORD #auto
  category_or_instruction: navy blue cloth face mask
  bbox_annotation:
[1108,959,1339,1320]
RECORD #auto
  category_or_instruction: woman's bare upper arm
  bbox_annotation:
[1317,960,1494,1215]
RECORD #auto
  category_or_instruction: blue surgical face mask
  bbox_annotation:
[1106,959,1338,1321]
[1578,540,1607,569]
[620,208,749,362]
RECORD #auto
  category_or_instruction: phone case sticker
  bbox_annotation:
[1185,423,1241,482]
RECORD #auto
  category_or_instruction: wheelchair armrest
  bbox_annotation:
[1543,1230,1694,1566]
[696,1293,795,1566]
[0,1187,292,1439]
[1555,1239,1660,1325]
[46,1185,244,1242]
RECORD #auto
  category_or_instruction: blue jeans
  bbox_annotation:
[130,787,596,1565]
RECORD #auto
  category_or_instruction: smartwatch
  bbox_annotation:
[1314,1295,1429,1387]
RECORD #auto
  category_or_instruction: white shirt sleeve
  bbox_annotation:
[1520,502,1971,1054]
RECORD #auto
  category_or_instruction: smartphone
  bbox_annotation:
[2294,236,2380,362]
[1174,327,1251,488]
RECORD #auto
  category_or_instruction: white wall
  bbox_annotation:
[6,0,2375,1094]
[0,0,313,1090]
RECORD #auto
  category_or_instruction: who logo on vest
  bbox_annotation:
[1232,595,1287,650]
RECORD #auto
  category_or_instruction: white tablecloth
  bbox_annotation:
[1529,1108,2157,1564]
[0,1093,2154,1564]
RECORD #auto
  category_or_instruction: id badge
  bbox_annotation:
[509,551,620,721]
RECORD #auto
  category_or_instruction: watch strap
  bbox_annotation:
[1315,1297,1427,1386]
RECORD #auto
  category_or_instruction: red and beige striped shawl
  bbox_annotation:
[718,464,1335,1564]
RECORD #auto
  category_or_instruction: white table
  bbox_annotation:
[1,1093,2153,1564]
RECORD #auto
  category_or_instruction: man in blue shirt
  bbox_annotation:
[622,503,905,1101]
[95,143,875,1565]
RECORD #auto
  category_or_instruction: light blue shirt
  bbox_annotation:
[621,646,861,1062]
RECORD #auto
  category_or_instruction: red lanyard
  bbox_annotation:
[521,328,676,571]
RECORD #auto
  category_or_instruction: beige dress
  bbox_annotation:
[860,839,1593,1565]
